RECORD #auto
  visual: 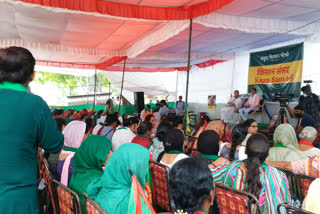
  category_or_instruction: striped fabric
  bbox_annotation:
[211,163,229,184]
[222,161,291,214]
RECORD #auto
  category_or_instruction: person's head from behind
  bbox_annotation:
[172,117,184,130]
[55,118,67,132]
[63,120,92,148]
[97,110,104,116]
[105,113,119,128]
[169,158,214,213]
[294,105,305,118]
[198,130,220,155]
[251,87,257,95]
[137,121,153,138]
[156,122,171,142]
[163,128,185,153]
[299,126,317,144]
[0,47,35,86]
[195,115,210,130]
[79,113,89,121]
[145,114,156,128]
[160,100,166,107]
[179,96,183,101]
[122,114,128,120]
[245,134,270,198]
[234,90,240,98]
[244,119,258,134]
[123,117,139,133]
[146,105,151,112]
[229,124,248,160]
[53,109,65,119]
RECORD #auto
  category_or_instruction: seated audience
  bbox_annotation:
[93,110,104,124]
[111,117,138,151]
[267,155,320,178]
[169,158,215,214]
[220,134,291,214]
[158,129,189,169]
[267,124,308,161]
[239,88,260,121]
[196,130,230,185]
[302,179,320,213]
[145,113,157,137]
[140,105,151,121]
[149,122,171,161]
[69,135,112,213]
[286,104,317,134]
[206,120,228,142]
[92,115,106,135]
[221,90,243,123]
[55,118,66,132]
[87,144,153,214]
[219,124,248,160]
[118,113,128,125]
[298,126,320,157]
[52,109,65,119]
[191,116,211,138]
[99,113,118,141]
[172,116,184,133]
[132,121,153,148]
[244,119,258,134]
[57,120,92,186]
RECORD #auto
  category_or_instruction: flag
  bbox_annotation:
[128,170,156,214]
[185,104,191,136]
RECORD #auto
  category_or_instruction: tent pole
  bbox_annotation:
[108,82,111,99]
[185,19,193,120]
[118,57,127,113]
[93,68,97,111]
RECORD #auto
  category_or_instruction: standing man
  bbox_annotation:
[175,96,185,116]
[239,88,260,121]
[140,105,151,121]
[221,90,243,123]
[159,100,169,116]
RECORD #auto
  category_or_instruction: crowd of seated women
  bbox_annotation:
[45,106,320,214]
[3,46,319,214]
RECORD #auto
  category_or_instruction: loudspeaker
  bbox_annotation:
[134,92,145,114]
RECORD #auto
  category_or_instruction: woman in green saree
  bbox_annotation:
[87,143,153,214]
[69,135,112,213]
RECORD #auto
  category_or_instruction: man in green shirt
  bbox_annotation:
[0,47,64,213]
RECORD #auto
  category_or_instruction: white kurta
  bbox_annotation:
[221,97,243,122]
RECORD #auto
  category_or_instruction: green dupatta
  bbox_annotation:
[87,143,151,214]
[69,135,112,213]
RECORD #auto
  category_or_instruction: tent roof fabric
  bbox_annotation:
[12,0,234,20]
[1,0,320,72]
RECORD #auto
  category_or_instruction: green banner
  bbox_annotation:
[248,43,304,101]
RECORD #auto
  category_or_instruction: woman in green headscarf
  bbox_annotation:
[69,135,112,213]
[87,143,152,214]
[267,123,308,161]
